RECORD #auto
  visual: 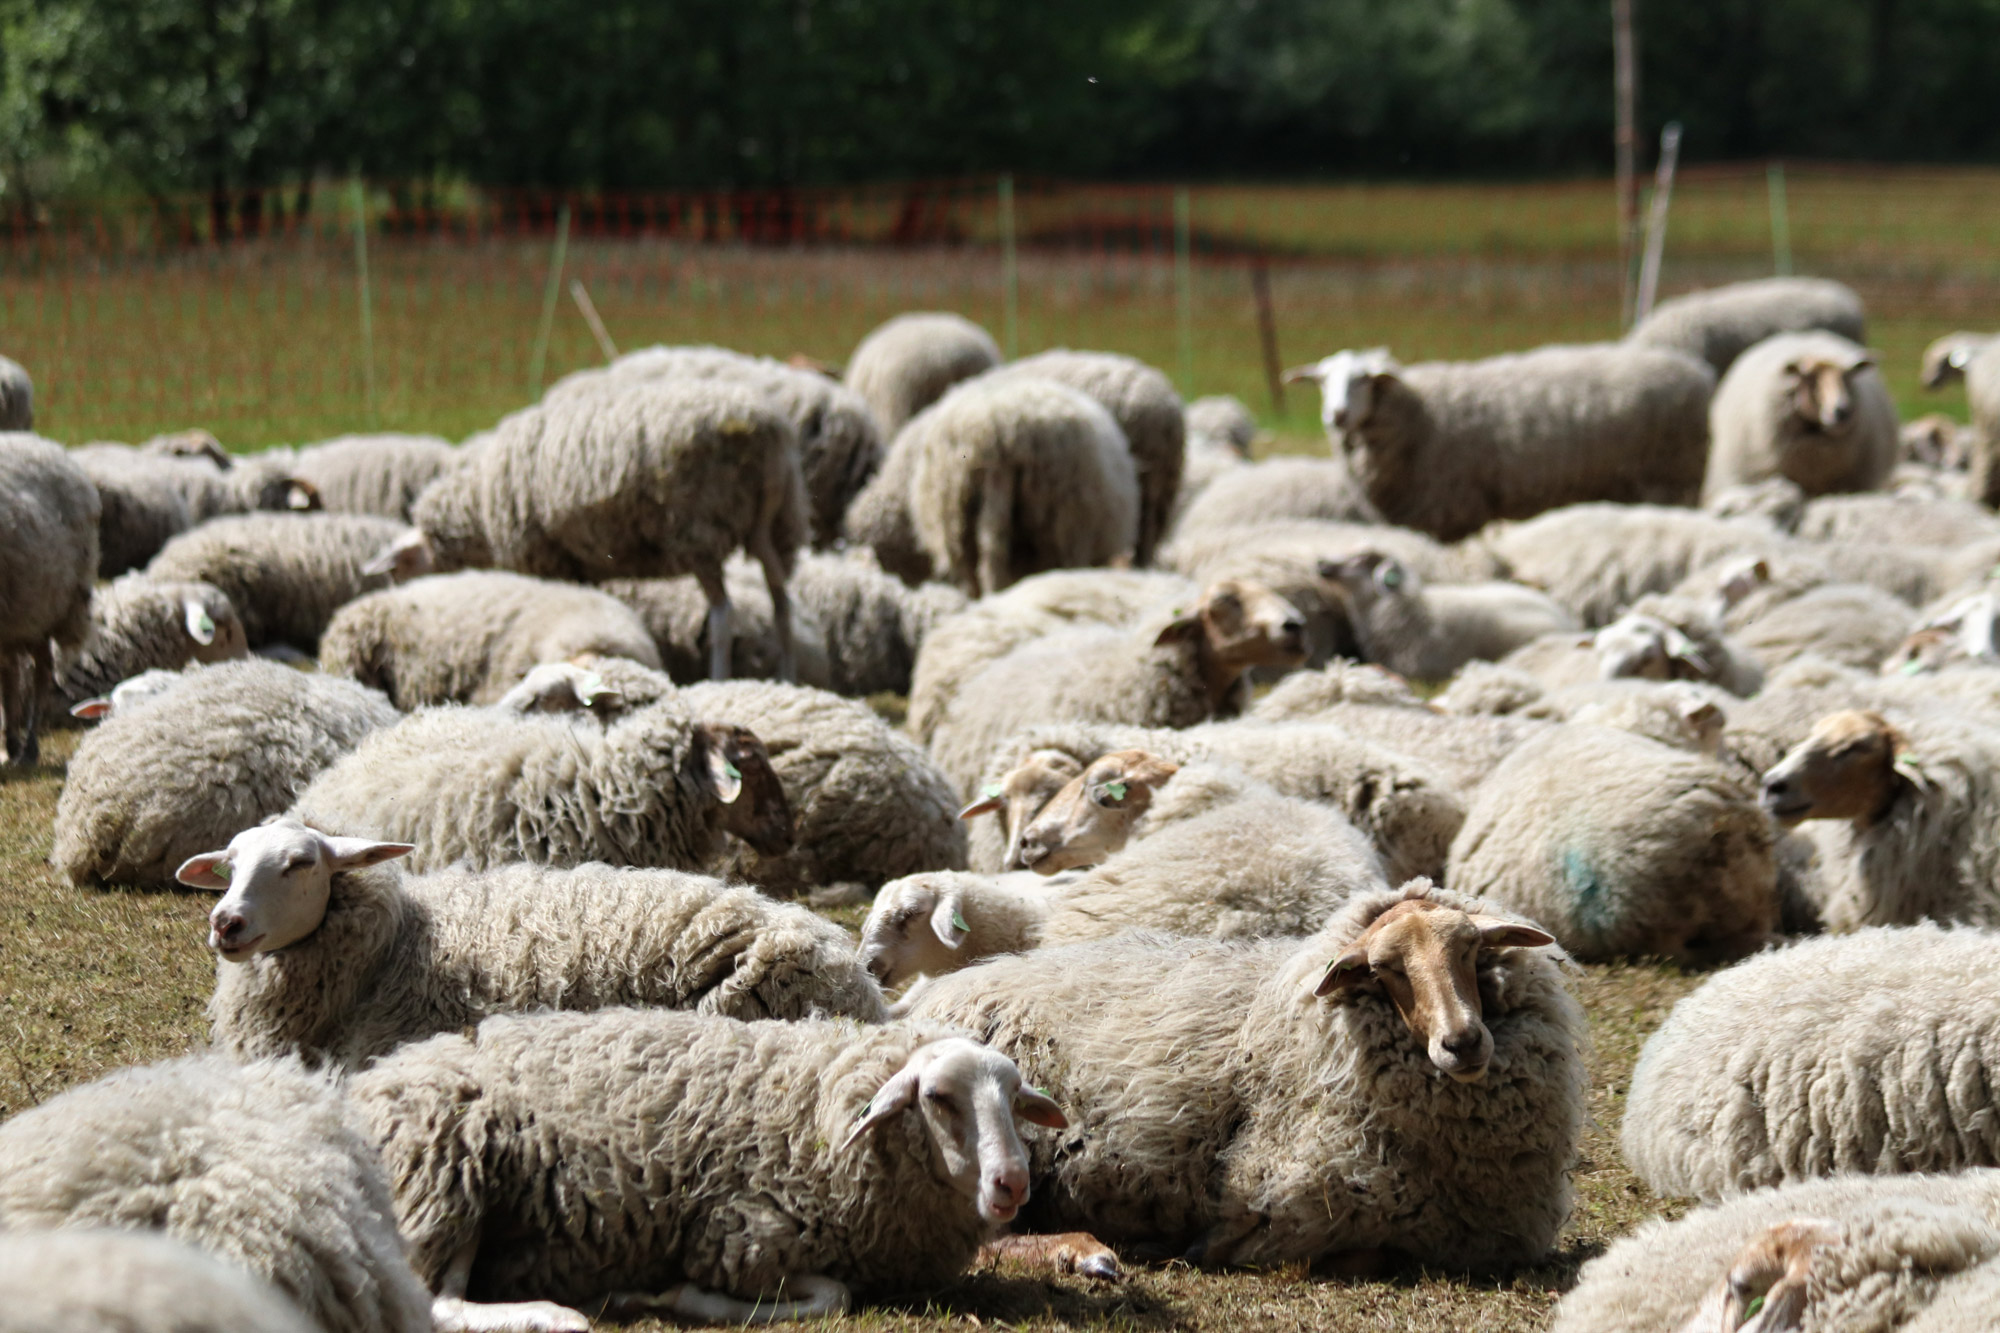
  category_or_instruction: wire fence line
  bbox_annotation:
[6,165,1999,448]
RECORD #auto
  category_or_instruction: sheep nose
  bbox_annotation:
[864,953,891,984]
[1441,1030,1485,1060]
[1762,777,1791,801]
[1281,618,1306,638]
[990,1169,1028,1208]
[211,910,247,944]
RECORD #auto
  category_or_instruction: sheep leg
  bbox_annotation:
[1,649,37,767]
[978,1231,1123,1281]
[696,566,733,681]
[603,1273,850,1324]
[973,465,1013,597]
[427,1239,591,1333]
[750,528,796,684]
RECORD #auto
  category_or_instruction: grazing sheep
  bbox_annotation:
[844,311,1002,435]
[905,881,1583,1269]
[292,687,792,874]
[0,353,29,429]
[52,659,399,889]
[0,1230,318,1333]
[1923,330,2000,505]
[407,377,807,680]
[1626,276,1867,375]
[319,569,663,708]
[146,512,412,651]
[1169,455,1377,537]
[1623,925,2000,1202]
[927,580,1307,797]
[840,420,931,585]
[42,575,247,718]
[1732,581,1915,673]
[1706,331,1899,501]
[347,1009,1066,1322]
[0,1055,433,1333]
[1286,343,1714,541]
[1319,550,1578,681]
[290,433,457,519]
[678,678,966,896]
[0,434,98,765]
[1760,708,2000,931]
[1447,723,1778,962]
[186,820,883,1067]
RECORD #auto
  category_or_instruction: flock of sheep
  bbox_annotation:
[5,273,2000,1331]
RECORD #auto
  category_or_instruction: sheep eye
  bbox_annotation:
[924,1091,958,1113]
[284,856,313,874]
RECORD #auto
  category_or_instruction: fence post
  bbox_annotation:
[1634,121,1683,324]
[528,202,572,398]
[570,279,619,362]
[1767,161,1793,277]
[1174,185,1193,391]
[998,174,1018,359]
[1251,257,1284,415]
[351,180,376,426]
[1612,0,1640,327]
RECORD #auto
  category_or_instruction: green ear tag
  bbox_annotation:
[1901,659,1925,676]
[1102,781,1128,801]
[1744,1296,1764,1320]
[195,610,215,636]
[980,784,1003,800]
[853,1099,874,1121]
[951,910,970,933]
[723,759,741,780]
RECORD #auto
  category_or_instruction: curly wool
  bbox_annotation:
[52,660,398,889]
[1705,331,1900,501]
[1797,490,2000,549]
[907,881,1584,1268]
[43,574,246,716]
[1626,276,1867,376]
[0,1231,317,1333]
[290,433,457,519]
[1251,694,1551,795]
[212,856,884,1068]
[69,446,199,575]
[347,1011,995,1303]
[0,1056,431,1333]
[1,434,98,658]
[843,311,1002,435]
[146,512,412,650]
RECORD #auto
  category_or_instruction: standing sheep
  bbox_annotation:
[289,433,457,519]
[0,433,100,765]
[0,353,30,428]
[1319,550,1578,681]
[843,311,1002,434]
[41,575,248,717]
[1625,275,1867,375]
[1286,343,1714,541]
[1704,331,1900,501]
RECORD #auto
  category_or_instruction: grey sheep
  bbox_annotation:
[1169,394,1254,526]
[318,569,662,708]
[843,311,1002,434]
[1922,330,2000,505]
[1796,489,2000,547]
[1287,343,1714,541]
[185,819,884,1068]
[290,432,457,519]
[1705,331,1900,501]
[346,1008,1068,1323]
[69,443,318,575]
[840,419,932,584]
[407,376,808,680]
[51,659,399,889]
[0,1231,318,1333]
[41,574,248,719]
[1168,453,1379,538]
[1732,580,1915,674]
[1625,275,1867,375]
[0,353,29,429]
[146,511,412,651]
[0,433,100,765]
[1319,549,1578,681]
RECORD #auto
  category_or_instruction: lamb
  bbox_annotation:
[346,1008,1068,1322]
[291,685,792,874]
[904,880,1583,1269]
[1922,330,2000,505]
[843,311,1002,434]
[1168,455,1377,537]
[52,659,400,889]
[0,433,100,765]
[289,432,457,519]
[0,353,29,428]
[405,377,807,680]
[1319,550,1578,681]
[41,575,248,718]
[1760,708,2000,931]
[0,1231,319,1333]
[1625,275,1867,374]
[0,1055,433,1333]
[1447,723,1778,962]
[1705,331,1900,501]
[926,579,1308,797]
[185,819,884,1067]
[146,511,413,651]
[1622,925,2000,1202]
[1286,343,1714,541]
[318,569,663,708]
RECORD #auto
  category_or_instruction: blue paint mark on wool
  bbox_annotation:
[1561,847,1612,932]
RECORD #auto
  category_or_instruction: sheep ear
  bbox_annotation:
[323,838,415,871]
[285,479,320,511]
[1665,629,1711,676]
[700,731,745,804]
[1015,1086,1068,1130]
[70,697,113,720]
[1470,917,1555,951]
[930,893,969,949]
[1312,949,1373,997]
[1889,733,1931,793]
[1154,614,1204,648]
[182,599,218,645]
[1281,363,1323,385]
[176,852,233,891]
[361,539,407,578]
[960,783,1004,819]
[1125,753,1180,788]
[843,1066,921,1148]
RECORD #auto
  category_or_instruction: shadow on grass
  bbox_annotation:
[870,1269,1186,1328]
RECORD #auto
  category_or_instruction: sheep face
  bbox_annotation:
[694,723,794,856]
[859,875,967,987]
[1317,550,1414,623]
[1760,710,1909,827]
[1883,593,2000,677]
[1920,332,1990,390]
[1012,749,1181,874]
[1158,580,1307,678]
[184,595,249,665]
[176,820,414,961]
[959,749,1084,872]
[1312,898,1554,1083]
[1595,613,1707,682]
[1282,347,1398,439]
[361,530,436,583]
[1675,1219,1841,1333]
[1784,354,1873,435]
[842,1036,1066,1226]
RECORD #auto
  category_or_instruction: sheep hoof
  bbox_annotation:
[979,1232,1124,1282]
[430,1295,591,1333]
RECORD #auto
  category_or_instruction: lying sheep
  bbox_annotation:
[1761,708,2000,931]
[408,377,807,680]
[1433,660,1564,718]
[1625,275,1867,375]
[1623,925,2000,1201]
[1287,343,1714,541]
[70,444,319,575]
[52,659,399,889]
[906,880,1583,1269]
[1245,656,1425,714]
[1448,723,1778,962]
[1499,615,1716,691]
[186,820,883,1067]
[1796,489,2000,548]
[289,432,457,519]
[1251,686,1551,795]
[41,575,247,718]
[0,1055,433,1333]
[956,747,1085,872]
[1705,331,1899,501]
[1733,580,1915,673]
[0,434,98,765]
[0,1230,319,1333]
[843,311,1002,434]
[293,686,791,874]
[0,353,29,428]
[347,1009,1067,1323]
[1169,455,1377,537]
[1923,330,2000,505]
[1170,394,1254,525]
[319,569,662,708]
[1319,550,1578,681]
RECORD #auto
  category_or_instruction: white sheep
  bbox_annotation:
[41,575,247,720]
[70,442,322,575]
[1447,722,1778,962]
[288,432,457,519]
[1796,488,2000,547]
[182,819,884,1067]
[905,880,1582,1269]
[1169,393,1255,524]
[1286,343,1714,541]
[843,311,1002,435]
[346,1008,1070,1323]
[1168,454,1378,538]
[1625,275,1867,374]
[0,433,99,765]
[0,1230,319,1333]
[1922,330,2000,506]
[1251,684,1552,795]
[1732,580,1915,674]
[0,353,30,428]
[51,659,400,889]
[1623,925,2000,1202]
[1705,330,1900,501]
[1318,549,1578,681]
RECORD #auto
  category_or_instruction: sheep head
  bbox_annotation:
[361,530,437,583]
[1317,549,1418,622]
[1888,592,2000,675]
[960,749,1085,872]
[1783,353,1874,435]
[1921,332,1991,390]
[142,428,231,469]
[184,594,249,664]
[1760,709,1919,828]
[1902,413,1972,471]
[177,819,414,961]
[859,873,975,987]
[1155,580,1308,700]
[842,1036,1066,1226]
[1595,612,1708,682]
[1675,1218,1840,1333]
[694,722,794,856]
[1012,749,1181,874]
[495,662,626,718]
[1282,347,1400,440]
[1312,896,1554,1083]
